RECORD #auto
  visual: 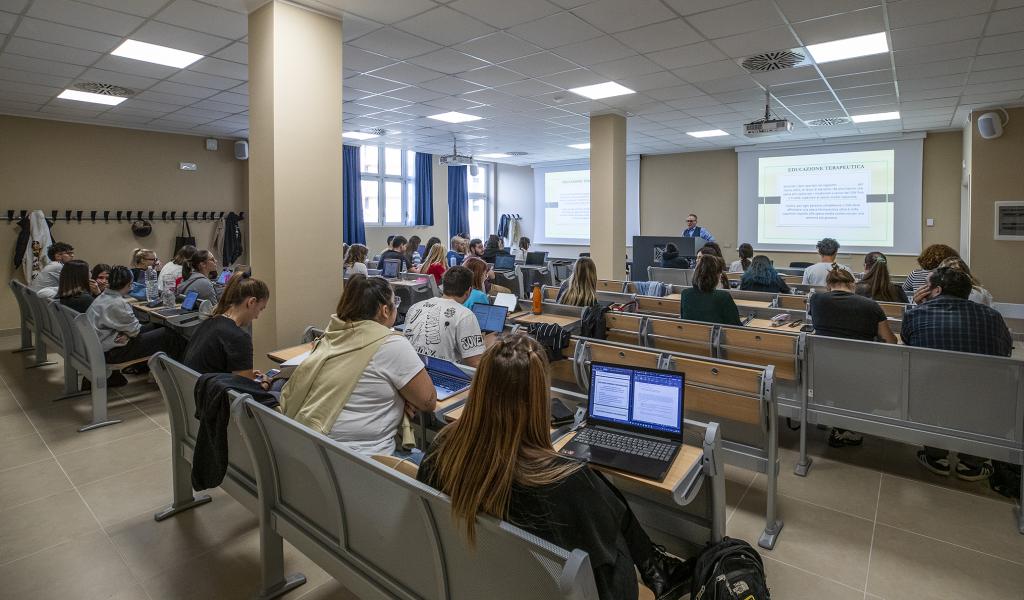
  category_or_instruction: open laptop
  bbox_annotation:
[381,259,401,279]
[154,290,200,317]
[420,355,473,400]
[559,362,684,481]
[493,254,516,272]
[472,303,508,333]
[526,251,548,266]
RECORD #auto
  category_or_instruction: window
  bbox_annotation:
[467,164,492,241]
[360,146,417,226]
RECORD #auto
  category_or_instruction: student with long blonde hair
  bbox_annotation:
[421,242,447,285]
[418,334,691,600]
[557,257,598,306]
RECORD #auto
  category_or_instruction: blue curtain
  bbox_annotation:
[447,165,469,240]
[414,153,434,226]
[342,145,365,245]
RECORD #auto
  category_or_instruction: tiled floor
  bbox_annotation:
[0,333,1021,600]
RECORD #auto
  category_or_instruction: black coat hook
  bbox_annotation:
[162,211,168,221]
[116,210,123,222]
[6,210,13,222]
[76,211,83,223]
[90,211,96,223]
[50,210,58,222]
[171,211,177,221]
[103,211,110,223]
[148,211,154,221]
[20,210,27,219]
[64,210,71,222]
[192,211,199,221]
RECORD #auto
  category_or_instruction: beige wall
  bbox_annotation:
[363,159,450,256]
[0,115,248,331]
[969,108,1024,303]
[639,131,964,276]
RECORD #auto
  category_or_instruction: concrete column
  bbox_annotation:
[248,1,343,364]
[589,112,627,280]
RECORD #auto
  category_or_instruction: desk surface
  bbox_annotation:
[510,312,581,327]
[734,299,774,309]
[390,279,429,287]
[663,293,681,300]
[268,343,314,363]
[744,317,803,333]
[552,432,702,494]
[129,300,181,320]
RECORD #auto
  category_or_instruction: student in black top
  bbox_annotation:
[808,264,896,447]
[695,242,731,288]
[680,255,741,326]
[855,251,908,303]
[183,273,270,379]
[380,235,409,272]
[480,234,504,264]
[739,255,791,293]
[659,243,690,269]
[418,334,692,600]
[57,259,96,313]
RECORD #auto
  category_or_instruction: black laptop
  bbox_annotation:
[154,290,200,317]
[493,254,516,271]
[525,251,548,266]
[559,362,685,481]
[471,303,508,333]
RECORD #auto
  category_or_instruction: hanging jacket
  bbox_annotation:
[223,212,244,265]
[21,211,53,283]
[526,322,570,362]
[211,217,225,262]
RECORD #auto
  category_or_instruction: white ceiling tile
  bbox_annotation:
[495,78,561,97]
[41,101,107,117]
[662,0,751,17]
[0,79,60,97]
[648,42,727,70]
[890,15,987,51]
[899,74,967,91]
[688,0,784,39]
[899,86,963,101]
[695,74,757,94]
[507,12,602,49]
[773,79,829,96]
[188,57,247,80]
[369,62,444,85]
[343,47,395,72]
[817,53,892,76]
[750,65,821,85]
[834,82,895,98]
[571,0,675,34]
[900,97,958,110]
[888,0,989,28]
[0,65,72,88]
[3,36,101,66]
[394,6,496,46]
[110,99,179,114]
[960,90,1024,105]
[792,7,885,45]
[455,32,542,62]
[14,17,120,52]
[212,41,247,65]
[0,0,29,12]
[77,67,159,90]
[447,0,560,29]
[457,65,527,86]
[589,55,663,79]
[536,67,608,88]
[962,80,1024,95]
[895,58,970,81]
[349,27,441,60]
[419,75,485,95]
[551,35,635,66]
[827,69,893,89]
[0,52,85,78]
[612,19,703,54]
[133,20,233,54]
[978,31,1024,55]
[190,98,247,113]
[208,90,248,105]
[502,52,577,77]
[385,85,445,103]
[150,80,219,99]
[154,0,246,39]
[168,70,243,90]
[645,84,704,101]
[424,95,486,110]
[986,6,1024,35]
[974,49,1024,70]
[774,0,880,23]
[842,96,897,109]
[672,59,747,83]
[345,74,409,94]
[343,102,382,116]
[342,12,383,41]
[91,55,178,79]
[616,70,683,92]
[27,0,143,35]
[132,89,199,106]
[968,65,1024,84]
[357,94,413,110]
[408,49,486,74]
[785,91,836,105]
[714,26,799,58]
[339,0,437,25]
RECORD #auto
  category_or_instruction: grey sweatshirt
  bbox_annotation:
[86,289,141,351]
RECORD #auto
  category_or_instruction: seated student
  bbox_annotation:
[659,243,690,269]
[446,236,467,267]
[936,256,992,306]
[510,236,531,260]
[183,273,269,376]
[57,260,96,313]
[904,267,1013,481]
[129,248,160,283]
[739,255,791,293]
[556,257,598,306]
[808,264,896,447]
[418,334,692,600]
[802,237,851,286]
[404,235,423,271]
[159,245,196,292]
[343,243,369,277]
[729,243,754,273]
[404,266,486,366]
[30,242,74,291]
[695,243,730,288]
[681,255,741,325]
[461,257,492,309]
[903,243,959,296]
[420,242,447,285]
[423,236,442,258]
[480,234,504,264]
[467,238,485,258]
[91,263,111,295]
[855,252,908,303]
[177,250,221,304]
[280,275,436,460]
[380,235,410,272]
[86,266,186,364]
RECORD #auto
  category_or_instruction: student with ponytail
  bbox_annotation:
[855,252,908,303]
[183,272,270,377]
[176,249,220,304]
[729,243,754,273]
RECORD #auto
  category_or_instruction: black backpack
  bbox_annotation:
[580,302,609,340]
[692,537,770,600]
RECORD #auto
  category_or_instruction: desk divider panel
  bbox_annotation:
[776,295,808,311]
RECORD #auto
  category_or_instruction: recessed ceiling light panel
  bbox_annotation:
[57,89,126,106]
[568,143,590,149]
[428,111,482,123]
[850,111,900,123]
[686,129,728,138]
[806,32,888,64]
[568,81,635,100]
[111,39,204,68]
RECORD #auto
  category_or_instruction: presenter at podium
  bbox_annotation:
[681,213,715,242]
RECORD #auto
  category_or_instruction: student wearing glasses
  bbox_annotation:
[30,242,75,292]
[680,213,715,242]
[129,248,161,283]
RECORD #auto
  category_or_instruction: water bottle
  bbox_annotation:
[145,266,158,302]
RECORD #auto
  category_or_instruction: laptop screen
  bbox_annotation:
[494,254,515,271]
[421,355,470,380]
[381,259,400,279]
[588,363,683,436]
[472,303,508,333]
[181,290,200,311]
[526,251,548,265]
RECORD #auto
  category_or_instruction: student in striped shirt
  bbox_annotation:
[902,243,959,296]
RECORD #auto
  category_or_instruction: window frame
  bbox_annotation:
[360,145,416,227]
[467,163,494,240]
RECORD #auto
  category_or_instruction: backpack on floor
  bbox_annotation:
[692,537,770,600]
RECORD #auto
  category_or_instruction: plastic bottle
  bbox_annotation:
[145,266,158,302]
[531,283,542,315]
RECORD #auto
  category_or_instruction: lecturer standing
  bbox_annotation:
[681,214,715,242]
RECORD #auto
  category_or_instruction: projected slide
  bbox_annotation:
[543,169,591,240]
[756,150,895,247]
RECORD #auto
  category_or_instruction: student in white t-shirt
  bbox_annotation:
[159,245,196,292]
[802,237,852,286]
[403,266,486,367]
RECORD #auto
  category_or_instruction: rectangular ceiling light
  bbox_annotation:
[343,131,379,140]
[850,111,900,123]
[428,111,482,123]
[568,81,635,100]
[568,143,590,149]
[478,153,511,158]
[686,129,728,138]
[806,32,888,64]
[57,89,126,106]
[111,39,204,68]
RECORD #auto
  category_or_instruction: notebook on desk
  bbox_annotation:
[559,362,684,481]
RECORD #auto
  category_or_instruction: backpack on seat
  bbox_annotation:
[692,537,770,600]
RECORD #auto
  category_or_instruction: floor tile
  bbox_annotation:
[33,404,159,456]
[727,487,874,590]
[58,428,170,487]
[0,530,141,600]
[0,432,52,471]
[78,458,172,527]
[0,490,99,563]
[761,555,864,600]
[879,440,1015,503]
[291,579,361,600]
[876,474,1024,565]
[0,457,72,510]
[754,448,882,520]
[0,410,38,440]
[867,524,1024,599]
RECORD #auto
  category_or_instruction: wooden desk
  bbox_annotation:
[511,312,581,328]
[553,431,703,494]
[129,300,180,322]
[267,343,314,363]
[663,293,681,300]
[744,318,803,333]
[733,299,773,309]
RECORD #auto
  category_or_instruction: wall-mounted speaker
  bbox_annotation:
[977,111,1006,139]
[234,140,249,160]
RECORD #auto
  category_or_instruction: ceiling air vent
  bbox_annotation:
[507,151,529,156]
[806,117,852,127]
[365,128,388,136]
[72,81,135,98]
[742,50,805,72]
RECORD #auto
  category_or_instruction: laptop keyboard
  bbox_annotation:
[573,428,677,461]
[431,372,468,393]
